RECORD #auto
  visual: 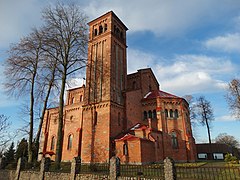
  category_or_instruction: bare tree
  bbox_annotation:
[0,115,11,151]
[215,133,239,148]
[183,95,197,125]
[226,79,240,119]
[195,96,214,145]
[4,30,44,163]
[41,3,88,168]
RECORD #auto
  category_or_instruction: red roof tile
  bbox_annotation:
[144,90,180,99]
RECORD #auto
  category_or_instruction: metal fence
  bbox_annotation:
[120,163,164,179]
[176,166,240,180]
[79,163,109,174]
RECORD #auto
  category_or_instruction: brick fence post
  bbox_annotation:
[39,157,51,180]
[14,158,22,180]
[164,157,176,180]
[110,156,120,180]
[71,157,81,180]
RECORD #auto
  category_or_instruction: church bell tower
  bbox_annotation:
[81,11,128,163]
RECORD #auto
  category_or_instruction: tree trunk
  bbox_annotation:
[28,73,36,163]
[35,65,56,158]
[205,119,213,159]
[55,71,66,169]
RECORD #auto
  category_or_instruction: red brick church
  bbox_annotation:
[38,11,196,164]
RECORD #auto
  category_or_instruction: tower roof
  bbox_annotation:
[88,11,128,30]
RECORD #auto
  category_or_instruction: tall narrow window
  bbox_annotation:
[104,24,107,31]
[170,109,173,118]
[94,111,98,126]
[50,136,55,150]
[148,110,152,118]
[71,97,75,104]
[143,111,147,120]
[123,143,128,155]
[153,110,157,119]
[67,134,73,150]
[174,109,178,118]
[99,25,103,34]
[171,132,178,149]
[165,109,168,118]
[80,95,83,102]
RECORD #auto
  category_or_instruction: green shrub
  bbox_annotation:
[224,153,239,164]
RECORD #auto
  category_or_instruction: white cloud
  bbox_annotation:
[0,0,44,48]
[83,0,240,37]
[155,55,234,95]
[127,49,156,74]
[216,115,238,122]
[205,33,240,53]
[127,51,235,95]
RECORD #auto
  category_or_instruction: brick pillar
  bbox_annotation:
[14,158,22,180]
[109,156,119,180]
[39,157,51,180]
[70,157,81,180]
[164,157,176,180]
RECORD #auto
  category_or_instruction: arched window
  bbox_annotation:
[80,95,83,102]
[67,134,73,150]
[94,29,98,36]
[71,97,75,104]
[123,143,128,155]
[94,111,98,126]
[148,110,152,119]
[170,109,173,118]
[165,109,168,118]
[50,136,55,150]
[174,109,179,118]
[99,25,103,34]
[143,111,147,120]
[153,110,157,119]
[171,132,178,149]
[104,24,108,31]
[70,115,73,121]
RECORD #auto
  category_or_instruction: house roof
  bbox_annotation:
[144,90,180,99]
[196,143,233,153]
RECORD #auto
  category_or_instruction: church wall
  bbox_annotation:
[126,89,142,128]
[140,140,155,163]
[61,104,83,161]
[81,102,111,163]
[115,139,141,164]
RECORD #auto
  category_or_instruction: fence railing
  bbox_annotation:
[80,163,109,174]
[1,157,240,180]
[120,163,164,178]
[176,166,240,180]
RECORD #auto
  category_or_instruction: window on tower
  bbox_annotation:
[99,25,103,34]
[50,136,56,151]
[104,24,107,31]
[67,134,73,150]
[153,110,157,119]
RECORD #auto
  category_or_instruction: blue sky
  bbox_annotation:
[0,0,240,145]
